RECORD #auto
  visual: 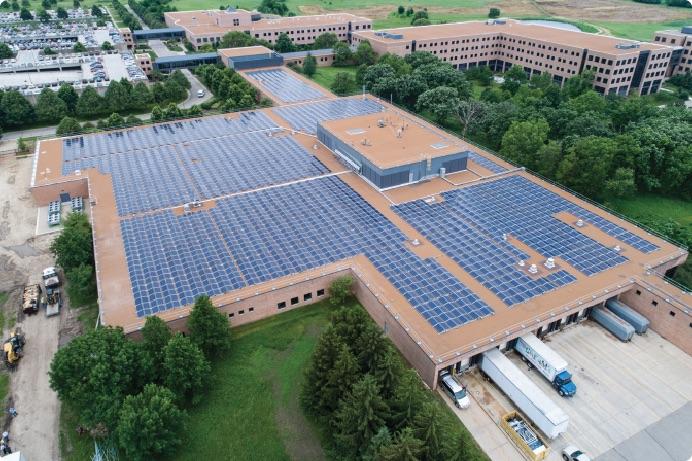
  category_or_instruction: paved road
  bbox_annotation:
[1,126,57,142]
[180,69,213,108]
[149,39,183,57]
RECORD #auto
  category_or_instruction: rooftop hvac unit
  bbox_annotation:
[439,167,446,178]
[575,219,584,227]
[517,260,526,268]
[544,257,556,270]
[411,239,420,246]
[528,264,538,274]
[377,119,385,128]
[613,245,621,252]
[183,203,191,215]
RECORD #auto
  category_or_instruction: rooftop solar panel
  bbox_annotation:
[246,69,325,103]
[273,98,384,134]
[121,176,494,332]
[394,175,657,306]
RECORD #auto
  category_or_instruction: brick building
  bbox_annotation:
[164,7,371,50]
[654,26,692,76]
[353,19,675,95]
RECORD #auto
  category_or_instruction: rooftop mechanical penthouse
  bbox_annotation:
[30,81,690,387]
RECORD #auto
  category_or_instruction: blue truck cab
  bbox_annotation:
[554,370,576,397]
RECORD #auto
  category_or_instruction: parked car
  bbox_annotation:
[439,371,470,409]
[197,89,205,98]
[562,446,591,461]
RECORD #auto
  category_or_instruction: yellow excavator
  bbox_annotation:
[3,328,25,371]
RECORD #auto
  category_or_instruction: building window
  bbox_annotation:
[304,292,313,301]
[229,313,234,318]
[669,311,675,317]
[249,307,254,312]
[317,289,325,296]
[239,310,245,315]
[278,301,286,309]
[636,290,641,295]
[291,296,299,305]
[652,300,659,307]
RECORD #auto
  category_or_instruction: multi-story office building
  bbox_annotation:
[164,7,372,49]
[353,19,674,95]
[654,26,692,76]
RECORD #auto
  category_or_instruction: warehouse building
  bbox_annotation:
[353,19,675,96]
[164,7,372,50]
[30,68,690,388]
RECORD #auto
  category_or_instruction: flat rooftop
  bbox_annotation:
[357,19,669,55]
[33,95,686,362]
[218,45,273,58]
[320,111,466,170]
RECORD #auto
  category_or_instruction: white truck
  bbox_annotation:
[42,267,60,289]
[481,347,569,440]
[42,267,62,317]
[515,334,577,397]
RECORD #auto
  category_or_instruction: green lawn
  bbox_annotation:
[591,19,691,41]
[309,65,359,95]
[607,193,692,228]
[172,302,332,461]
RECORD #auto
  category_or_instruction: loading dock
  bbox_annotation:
[457,323,692,460]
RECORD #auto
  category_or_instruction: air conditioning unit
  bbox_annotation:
[439,167,446,178]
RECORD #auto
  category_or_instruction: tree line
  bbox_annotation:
[50,293,232,461]
[0,70,189,135]
[195,64,271,111]
[111,0,141,30]
[128,0,171,29]
[302,277,488,461]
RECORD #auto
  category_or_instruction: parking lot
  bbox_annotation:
[459,321,692,461]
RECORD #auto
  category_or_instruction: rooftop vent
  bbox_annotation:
[431,142,448,149]
[615,43,640,50]
[411,239,420,246]
[576,219,584,227]
[377,119,385,128]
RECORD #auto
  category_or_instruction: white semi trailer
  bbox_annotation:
[515,334,577,397]
[481,347,569,440]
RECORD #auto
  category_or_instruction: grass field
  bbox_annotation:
[308,65,359,95]
[592,19,691,41]
[172,302,330,461]
[607,193,692,228]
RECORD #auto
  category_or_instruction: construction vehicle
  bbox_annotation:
[46,287,62,317]
[3,328,25,371]
[22,283,42,315]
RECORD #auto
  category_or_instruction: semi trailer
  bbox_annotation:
[481,348,569,440]
[606,298,649,334]
[591,306,635,342]
[515,335,576,397]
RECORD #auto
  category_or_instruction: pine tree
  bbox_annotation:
[372,349,403,398]
[323,343,360,413]
[444,432,475,461]
[331,306,369,346]
[378,427,424,461]
[355,323,389,370]
[363,426,392,461]
[301,326,344,415]
[413,401,446,460]
[332,374,390,458]
[141,316,172,382]
[389,370,426,429]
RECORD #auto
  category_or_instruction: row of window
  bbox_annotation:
[277,288,325,309]
[227,288,326,318]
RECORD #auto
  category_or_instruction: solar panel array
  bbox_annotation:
[62,112,277,175]
[246,69,326,103]
[273,98,384,134]
[62,118,326,215]
[467,152,507,174]
[396,175,657,306]
[121,176,493,332]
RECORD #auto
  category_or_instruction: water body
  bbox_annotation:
[521,20,582,32]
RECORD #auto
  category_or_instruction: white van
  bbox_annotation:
[197,89,205,98]
[439,371,470,409]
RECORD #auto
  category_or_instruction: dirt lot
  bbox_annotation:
[300,0,692,24]
[461,321,692,461]
[0,154,67,460]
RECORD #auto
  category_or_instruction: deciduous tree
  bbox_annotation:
[163,333,210,405]
[188,295,232,358]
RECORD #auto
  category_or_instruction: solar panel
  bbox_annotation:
[394,175,657,307]
[273,98,384,134]
[246,69,325,103]
[466,152,507,174]
[121,176,494,332]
